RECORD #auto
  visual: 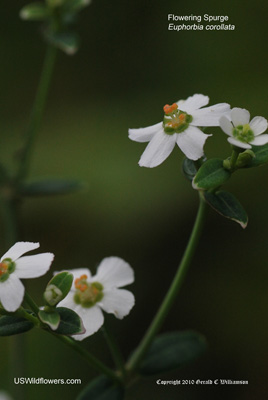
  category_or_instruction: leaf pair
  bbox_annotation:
[20,0,91,55]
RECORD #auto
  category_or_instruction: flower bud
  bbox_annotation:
[236,150,255,168]
[44,271,73,306]
[44,284,63,306]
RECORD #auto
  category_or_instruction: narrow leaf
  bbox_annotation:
[139,331,207,376]
[44,31,80,55]
[20,179,84,197]
[204,190,248,228]
[20,2,49,21]
[0,315,34,336]
[193,158,231,190]
[64,0,91,13]
[77,375,124,400]
[54,307,85,335]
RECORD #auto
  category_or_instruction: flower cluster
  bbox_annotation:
[129,94,268,167]
[0,242,135,340]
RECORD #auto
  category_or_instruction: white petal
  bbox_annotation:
[249,116,268,136]
[191,103,231,126]
[250,134,268,146]
[15,253,54,279]
[177,94,209,113]
[231,108,250,126]
[138,130,176,168]
[55,268,91,289]
[128,122,162,143]
[72,305,104,341]
[219,116,233,136]
[57,291,76,309]
[1,242,40,262]
[176,126,211,160]
[99,288,135,319]
[0,274,24,312]
[94,257,134,289]
[227,137,251,149]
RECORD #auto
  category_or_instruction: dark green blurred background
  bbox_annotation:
[1,0,268,399]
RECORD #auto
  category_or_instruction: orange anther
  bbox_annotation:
[75,275,88,292]
[78,283,87,292]
[179,113,186,121]
[163,103,178,115]
[0,262,8,277]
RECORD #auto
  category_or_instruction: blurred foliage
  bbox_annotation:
[1,0,268,399]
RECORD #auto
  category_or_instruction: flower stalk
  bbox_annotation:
[17,44,57,181]
[54,334,122,384]
[126,193,207,372]
[101,324,126,379]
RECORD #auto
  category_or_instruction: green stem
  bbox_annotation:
[2,43,56,400]
[101,325,126,379]
[18,308,40,326]
[54,334,121,384]
[0,197,18,248]
[126,194,207,372]
[0,307,39,326]
[229,147,240,170]
[17,44,57,181]
[24,292,40,315]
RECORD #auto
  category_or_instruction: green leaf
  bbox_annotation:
[204,190,248,228]
[54,307,85,335]
[139,331,207,376]
[193,158,231,190]
[44,31,80,55]
[46,0,65,7]
[20,179,84,197]
[77,375,124,400]
[246,144,268,167]
[44,272,73,306]
[182,158,198,181]
[39,309,60,330]
[0,315,34,336]
[64,0,91,13]
[20,2,50,21]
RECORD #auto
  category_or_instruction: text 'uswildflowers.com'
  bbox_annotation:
[14,377,82,385]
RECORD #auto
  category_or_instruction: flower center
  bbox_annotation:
[163,103,193,135]
[73,275,103,308]
[44,284,63,306]
[233,124,254,143]
[0,258,15,283]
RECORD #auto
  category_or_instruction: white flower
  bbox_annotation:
[129,94,231,167]
[57,257,135,341]
[0,242,54,312]
[220,107,268,149]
